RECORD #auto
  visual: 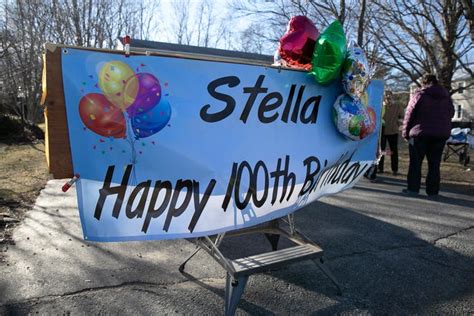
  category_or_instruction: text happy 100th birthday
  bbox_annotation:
[92,75,369,234]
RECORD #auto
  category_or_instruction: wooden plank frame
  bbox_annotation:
[42,44,73,179]
[41,43,298,179]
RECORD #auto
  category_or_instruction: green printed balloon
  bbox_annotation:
[349,115,363,136]
[332,107,338,125]
[310,20,347,85]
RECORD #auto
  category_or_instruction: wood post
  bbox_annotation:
[41,44,73,179]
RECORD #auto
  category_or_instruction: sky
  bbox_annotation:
[147,0,275,53]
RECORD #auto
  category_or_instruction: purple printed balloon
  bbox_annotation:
[126,73,162,117]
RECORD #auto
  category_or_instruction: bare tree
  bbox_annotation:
[371,0,473,93]
[136,1,157,40]
[196,0,214,47]
[232,0,472,94]
[169,0,192,45]
[0,0,161,124]
[240,22,271,54]
[302,0,348,26]
[357,0,366,46]
[230,0,379,75]
[231,0,296,51]
[0,0,48,123]
[461,0,474,43]
[231,0,373,50]
[167,0,232,48]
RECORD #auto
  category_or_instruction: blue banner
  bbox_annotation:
[61,48,383,242]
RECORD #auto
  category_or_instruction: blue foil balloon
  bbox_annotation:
[131,99,171,138]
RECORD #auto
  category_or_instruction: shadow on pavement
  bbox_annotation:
[1,179,473,314]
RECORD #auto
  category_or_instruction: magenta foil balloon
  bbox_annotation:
[126,73,162,117]
[277,16,320,70]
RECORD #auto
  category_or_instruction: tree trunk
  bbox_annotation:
[461,0,474,43]
[357,0,366,46]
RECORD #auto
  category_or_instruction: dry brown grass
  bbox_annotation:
[0,142,50,203]
[0,142,50,260]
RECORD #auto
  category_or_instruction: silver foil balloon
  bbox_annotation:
[342,42,370,100]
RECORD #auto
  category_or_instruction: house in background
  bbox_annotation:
[451,70,473,127]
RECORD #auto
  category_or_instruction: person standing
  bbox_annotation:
[402,74,454,196]
[379,90,404,175]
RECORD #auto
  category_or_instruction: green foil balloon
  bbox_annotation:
[310,20,347,85]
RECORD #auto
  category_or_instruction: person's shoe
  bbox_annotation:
[426,192,441,199]
[402,189,419,196]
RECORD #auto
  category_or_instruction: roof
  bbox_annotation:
[452,64,473,81]
[117,37,274,64]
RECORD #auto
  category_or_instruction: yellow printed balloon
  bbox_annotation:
[360,92,369,107]
[98,61,138,111]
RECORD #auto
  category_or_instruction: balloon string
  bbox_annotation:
[125,112,138,186]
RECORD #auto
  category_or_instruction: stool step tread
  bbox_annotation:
[231,244,323,277]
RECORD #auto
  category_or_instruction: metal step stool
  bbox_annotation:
[179,215,343,315]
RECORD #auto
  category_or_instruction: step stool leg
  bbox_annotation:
[179,247,201,273]
[264,233,280,251]
[313,258,344,295]
[224,273,248,316]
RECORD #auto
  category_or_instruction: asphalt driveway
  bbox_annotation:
[1,176,473,314]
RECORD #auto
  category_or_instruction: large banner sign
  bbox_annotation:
[61,48,383,241]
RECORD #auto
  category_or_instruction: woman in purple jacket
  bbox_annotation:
[402,74,454,196]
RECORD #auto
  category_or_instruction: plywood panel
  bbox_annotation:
[42,45,73,179]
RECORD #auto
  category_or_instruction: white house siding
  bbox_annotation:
[451,79,473,123]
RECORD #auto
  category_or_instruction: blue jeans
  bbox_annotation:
[407,136,446,195]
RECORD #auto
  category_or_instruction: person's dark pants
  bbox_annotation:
[379,133,399,173]
[407,136,446,195]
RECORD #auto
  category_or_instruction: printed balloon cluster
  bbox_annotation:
[275,17,376,141]
[79,61,171,139]
[334,41,375,140]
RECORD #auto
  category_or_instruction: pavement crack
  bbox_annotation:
[432,225,474,244]
[1,277,224,307]
[328,243,427,260]
[130,287,162,296]
[326,236,474,274]
[416,255,474,273]
[328,226,474,261]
